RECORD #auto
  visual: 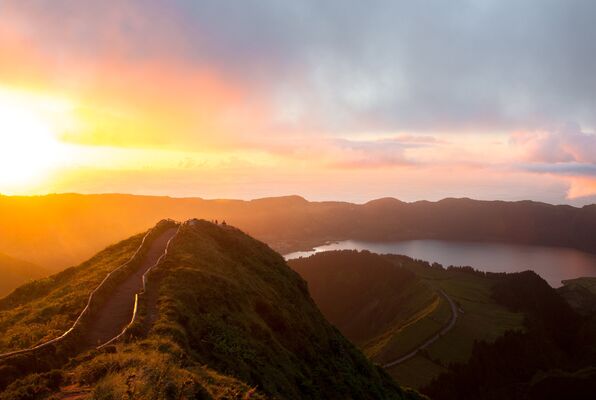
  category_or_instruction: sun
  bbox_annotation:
[0,89,71,191]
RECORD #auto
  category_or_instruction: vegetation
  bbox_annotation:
[0,233,144,353]
[289,251,449,364]
[422,271,596,399]
[290,250,596,398]
[290,251,525,389]
[1,221,425,399]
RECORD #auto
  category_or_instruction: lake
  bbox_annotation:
[284,240,596,287]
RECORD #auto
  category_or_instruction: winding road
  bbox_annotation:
[82,227,177,348]
[383,288,458,368]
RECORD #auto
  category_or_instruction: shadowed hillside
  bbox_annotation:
[289,251,524,389]
[0,194,595,274]
[0,253,47,298]
[422,271,596,400]
[289,250,596,398]
[0,220,424,399]
[289,251,438,355]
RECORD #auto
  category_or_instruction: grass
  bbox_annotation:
[382,256,525,388]
[142,221,419,399]
[387,355,448,389]
[2,221,426,399]
[365,290,451,364]
[0,233,144,353]
[1,337,265,400]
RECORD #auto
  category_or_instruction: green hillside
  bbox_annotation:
[387,257,525,388]
[0,253,47,299]
[1,221,424,399]
[290,251,525,389]
[289,251,446,364]
[424,270,596,399]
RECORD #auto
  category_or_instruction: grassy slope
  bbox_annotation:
[144,222,419,399]
[1,222,425,400]
[288,251,449,365]
[0,233,144,353]
[0,253,47,298]
[385,257,524,388]
[422,271,596,399]
[289,251,525,389]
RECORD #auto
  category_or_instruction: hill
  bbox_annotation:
[423,271,596,399]
[0,220,423,399]
[0,232,146,354]
[0,194,595,272]
[0,253,47,299]
[558,277,596,316]
[289,251,524,389]
[289,250,596,398]
[288,251,443,361]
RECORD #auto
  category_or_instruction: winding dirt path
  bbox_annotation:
[383,288,458,368]
[82,228,177,347]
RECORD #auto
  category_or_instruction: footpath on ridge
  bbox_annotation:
[82,227,177,347]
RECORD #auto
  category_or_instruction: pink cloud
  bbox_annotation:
[511,124,596,163]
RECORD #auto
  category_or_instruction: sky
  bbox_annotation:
[0,0,595,204]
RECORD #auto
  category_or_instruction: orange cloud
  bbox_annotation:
[567,177,596,199]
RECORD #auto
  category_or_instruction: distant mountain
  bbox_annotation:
[0,221,423,399]
[1,193,594,270]
[0,252,47,298]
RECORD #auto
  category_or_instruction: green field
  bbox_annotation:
[384,256,525,388]
[364,288,451,364]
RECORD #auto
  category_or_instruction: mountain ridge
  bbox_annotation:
[0,193,594,275]
[0,220,424,399]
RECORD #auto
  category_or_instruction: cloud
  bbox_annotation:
[3,0,596,138]
[511,124,596,198]
[325,136,440,168]
[511,124,596,164]
[2,1,596,204]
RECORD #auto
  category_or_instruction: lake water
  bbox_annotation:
[285,240,596,287]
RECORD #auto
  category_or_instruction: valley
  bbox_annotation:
[289,252,526,389]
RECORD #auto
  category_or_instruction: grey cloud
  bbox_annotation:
[520,163,596,177]
[328,137,426,168]
[6,0,596,134]
[172,0,596,133]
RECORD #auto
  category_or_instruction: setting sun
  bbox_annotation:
[0,89,71,190]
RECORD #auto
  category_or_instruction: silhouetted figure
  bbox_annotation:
[222,220,227,226]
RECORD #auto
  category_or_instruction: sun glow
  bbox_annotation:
[0,89,72,191]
